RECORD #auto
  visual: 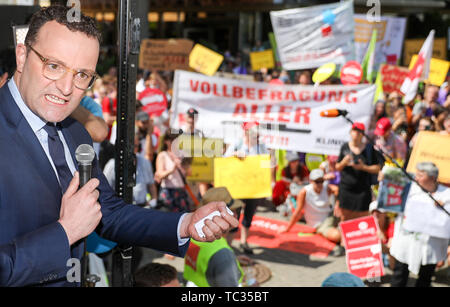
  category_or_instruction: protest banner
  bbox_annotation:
[171,70,376,156]
[403,37,447,67]
[270,0,355,70]
[139,39,193,71]
[339,216,385,280]
[354,14,406,69]
[138,87,168,117]
[249,49,275,71]
[409,55,450,87]
[189,44,224,76]
[215,71,254,82]
[379,64,409,94]
[214,155,272,199]
[406,131,450,184]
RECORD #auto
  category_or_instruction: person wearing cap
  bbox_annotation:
[183,187,250,287]
[335,122,383,221]
[183,108,203,138]
[272,151,309,207]
[278,169,341,245]
[374,117,407,165]
[224,121,275,254]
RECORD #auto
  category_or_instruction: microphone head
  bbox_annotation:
[320,109,340,117]
[75,144,96,165]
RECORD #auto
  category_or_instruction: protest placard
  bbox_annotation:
[408,55,450,86]
[249,49,275,71]
[139,39,193,71]
[379,64,409,94]
[354,14,406,69]
[138,87,167,117]
[214,155,272,199]
[404,37,447,67]
[270,1,355,70]
[171,70,375,156]
[406,131,450,184]
[189,44,224,76]
[377,179,411,213]
[339,216,385,280]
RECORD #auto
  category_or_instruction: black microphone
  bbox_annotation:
[75,144,96,187]
[320,109,348,118]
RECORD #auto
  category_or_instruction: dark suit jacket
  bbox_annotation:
[0,84,189,286]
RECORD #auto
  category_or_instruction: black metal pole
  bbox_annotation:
[111,0,141,287]
[342,114,450,217]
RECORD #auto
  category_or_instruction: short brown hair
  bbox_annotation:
[134,263,178,287]
[25,5,101,47]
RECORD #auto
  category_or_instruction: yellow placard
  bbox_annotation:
[409,55,450,86]
[189,44,224,76]
[406,131,450,184]
[187,157,214,183]
[249,49,275,71]
[214,155,272,199]
[312,63,336,84]
[403,38,447,67]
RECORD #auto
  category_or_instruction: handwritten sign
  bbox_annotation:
[214,155,272,199]
[379,64,409,94]
[406,131,450,184]
[139,39,193,71]
[249,49,275,71]
[189,44,224,76]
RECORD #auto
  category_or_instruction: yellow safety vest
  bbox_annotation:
[183,237,244,287]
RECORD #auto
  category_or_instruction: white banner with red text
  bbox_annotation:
[170,70,375,156]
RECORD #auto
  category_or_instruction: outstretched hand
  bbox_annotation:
[180,202,239,242]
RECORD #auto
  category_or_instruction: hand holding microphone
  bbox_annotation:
[58,145,101,246]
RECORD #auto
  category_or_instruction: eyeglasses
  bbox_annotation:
[313,179,324,184]
[27,44,98,90]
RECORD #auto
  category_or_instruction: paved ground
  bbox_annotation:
[135,204,450,287]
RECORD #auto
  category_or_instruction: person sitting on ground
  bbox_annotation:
[277,169,341,244]
[134,263,181,287]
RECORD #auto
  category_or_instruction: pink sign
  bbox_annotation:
[340,61,363,85]
[339,216,385,279]
[138,87,168,117]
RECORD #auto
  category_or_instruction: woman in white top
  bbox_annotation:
[278,169,341,244]
[390,162,450,287]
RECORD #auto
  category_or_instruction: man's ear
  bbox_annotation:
[15,43,27,73]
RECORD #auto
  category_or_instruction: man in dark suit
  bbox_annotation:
[0,5,238,287]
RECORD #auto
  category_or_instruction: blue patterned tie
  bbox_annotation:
[43,123,73,193]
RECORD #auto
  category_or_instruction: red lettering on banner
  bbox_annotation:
[201,82,210,94]
[233,86,243,99]
[285,91,296,101]
[233,104,247,118]
[299,91,310,102]
[213,84,220,96]
[294,107,311,124]
[223,84,231,97]
[250,104,260,121]
[313,91,326,102]
[264,105,275,121]
[258,89,268,100]
[278,106,292,123]
[271,91,283,101]
[386,183,403,206]
[345,90,357,104]
[246,88,255,100]
[190,80,199,92]
[329,91,343,103]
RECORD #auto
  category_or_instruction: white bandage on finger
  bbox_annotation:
[194,207,234,239]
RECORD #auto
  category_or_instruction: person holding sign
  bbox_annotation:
[224,121,274,254]
[390,162,450,287]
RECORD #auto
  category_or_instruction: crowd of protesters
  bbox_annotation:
[2,40,448,287]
